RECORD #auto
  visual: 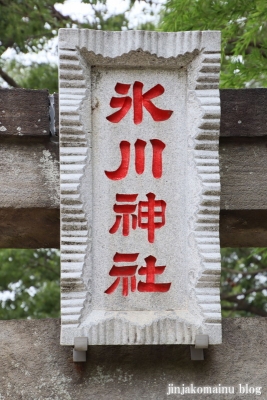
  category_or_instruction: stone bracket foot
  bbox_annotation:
[73,337,88,362]
[190,334,209,361]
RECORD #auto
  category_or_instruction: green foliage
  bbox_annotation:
[0,0,156,90]
[0,249,60,319]
[0,0,71,57]
[5,60,58,93]
[161,0,267,88]
[221,248,267,317]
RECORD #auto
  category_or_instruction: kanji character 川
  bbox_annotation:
[105,139,165,180]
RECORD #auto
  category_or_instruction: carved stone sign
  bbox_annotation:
[59,29,221,345]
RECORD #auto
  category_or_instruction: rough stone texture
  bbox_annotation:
[0,318,266,399]
[59,29,221,345]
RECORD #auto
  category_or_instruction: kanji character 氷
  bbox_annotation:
[106,81,173,124]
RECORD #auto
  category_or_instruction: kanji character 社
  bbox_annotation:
[106,81,173,124]
[105,139,165,180]
[104,252,139,296]
[104,254,171,295]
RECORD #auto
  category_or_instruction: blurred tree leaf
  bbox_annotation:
[161,0,267,88]
[221,248,267,317]
[4,60,58,92]
[0,249,60,319]
[0,0,157,89]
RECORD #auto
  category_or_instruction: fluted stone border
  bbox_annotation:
[59,29,221,345]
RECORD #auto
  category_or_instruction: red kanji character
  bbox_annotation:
[134,139,146,175]
[133,81,173,124]
[106,83,132,123]
[110,193,166,243]
[138,193,166,243]
[109,194,138,236]
[105,139,165,180]
[105,141,130,180]
[138,255,171,293]
[106,81,173,124]
[150,139,165,179]
[105,252,139,296]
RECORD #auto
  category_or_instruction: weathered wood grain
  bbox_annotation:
[0,209,59,248]
[219,136,267,246]
[220,89,267,137]
[0,89,267,248]
[0,135,59,248]
[220,210,267,247]
[0,88,50,136]
[54,93,59,136]
[2,88,267,138]
[0,137,59,209]
[220,137,267,210]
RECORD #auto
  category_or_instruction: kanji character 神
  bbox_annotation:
[109,192,166,243]
[109,194,138,237]
[138,193,166,243]
[106,81,173,124]
[105,253,171,296]
[105,139,165,180]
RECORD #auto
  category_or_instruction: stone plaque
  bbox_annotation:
[59,29,221,345]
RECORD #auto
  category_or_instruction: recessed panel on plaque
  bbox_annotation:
[59,29,222,345]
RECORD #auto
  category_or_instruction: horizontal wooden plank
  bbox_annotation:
[0,137,59,209]
[220,210,267,247]
[1,89,267,138]
[220,89,267,137]
[0,208,59,248]
[220,137,267,210]
[0,135,266,248]
[0,89,267,248]
[0,89,267,137]
[0,88,50,136]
